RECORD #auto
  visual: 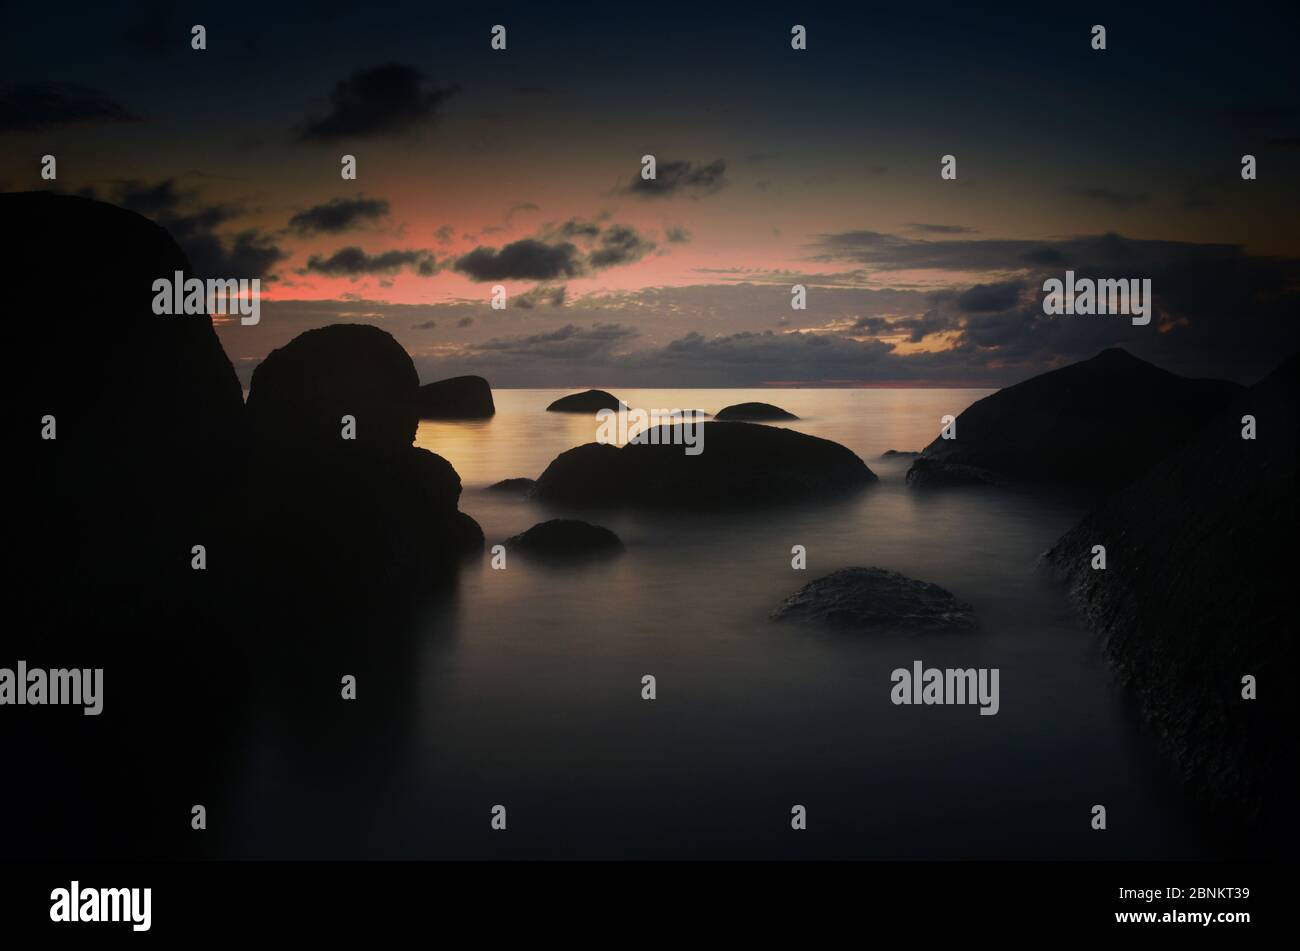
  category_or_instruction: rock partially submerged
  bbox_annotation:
[906,348,1241,493]
[506,519,623,557]
[244,324,482,579]
[416,374,495,418]
[547,389,624,413]
[488,477,537,493]
[772,567,977,633]
[881,449,920,458]
[714,402,798,421]
[531,421,876,508]
[1045,353,1298,852]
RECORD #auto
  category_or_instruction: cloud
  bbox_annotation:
[457,317,473,328]
[434,225,455,244]
[1064,186,1151,208]
[454,238,584,281]
[624,159,728,199]
[287,196,389,235]
[954,280,1028,313]
[589,225,655,268]
[665,226,692,243]
[412,320,438,330]
[89,178,287,280]
[299,63,458,143]
[303,246,437,276]
[0,81,139,132]
[513,285,567,309]
[469,323,640,360]
[906,223,977,235]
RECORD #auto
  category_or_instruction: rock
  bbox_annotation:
[506,519,623,557]
[906,348,1241,493]
[905,456,1002,488]
[8,192,244,591]
[1045,353,1298,853]
[881,449,920,458]
[714,401,798,421]
[772,567,977,633]
[546,389,624,413]
[243,324,481,580]
[416,374,495,418]
[488,477,537,493]
[531,421,876,508]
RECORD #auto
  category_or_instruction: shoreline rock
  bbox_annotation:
[546,389,624,413]
[772,567,976,634]
[416,375,495,418]
[506,519,623,557]
[715,402,798,421]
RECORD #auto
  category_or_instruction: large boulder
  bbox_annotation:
[416,374,495,419]
[506,519,623,558]
[8,192,245,592]
[714,401,798,421]
[1045,353,1298,852]
[546,389,624,413]
[772,567,977,633]
[906,348,1241,493]
[531,421,876,508]
[243,324,481,580]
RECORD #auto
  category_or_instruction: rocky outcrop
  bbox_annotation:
[1045,353,1298,853]
[531,421,876,508]
[881,449,920,458]
[772,567,977,633]
[243,324,482,580]
[906,348,1241,493]
[10,192,245,591]
[488,477,537,493]
[416,375,495,418]
[714,402,798,421]
[506,519,623,557]
[546,389,624,413]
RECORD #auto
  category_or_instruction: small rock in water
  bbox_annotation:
[772,567,976,633]
[505,519,623,558]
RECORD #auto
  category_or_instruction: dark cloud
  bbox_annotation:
[624,159,728,199]
[434,225,455,244]
[304,246,437,276]
[457,317,473,328]
[0,81,139,132]
[665,226,692,243]
[556,218,602,239]
[287,196,389,235]
[1064,186,1151,208]
[907,223,976,235]
[91,178,287,280]
[299,63,458,143]
[589,225,655,268]
[120,3,183,56]
[514,285,567,309]
[412,320,438,330]
[454,239,584,281]
[955,280,1028,313]
[470,323,639,360]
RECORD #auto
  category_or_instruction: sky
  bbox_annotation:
[2,0,1298,386]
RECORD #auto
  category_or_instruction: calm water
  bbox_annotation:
[232,389,1209,859]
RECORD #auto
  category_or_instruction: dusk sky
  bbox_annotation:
[3,0,1297,386]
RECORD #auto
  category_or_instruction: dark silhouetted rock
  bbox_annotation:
[906,348,1241,493]
[715,401,798,421]
[243,324,481,580]
[9,192,244,591]
[546,389,624,413]
[772,567,976,633]
[904,456,1003,488]
[881,449,920,458]
[531,421,876,508]
[489,477,537,493]
[416,374,495,418]
[1046,353,1298,853]
[506,519,623,557]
